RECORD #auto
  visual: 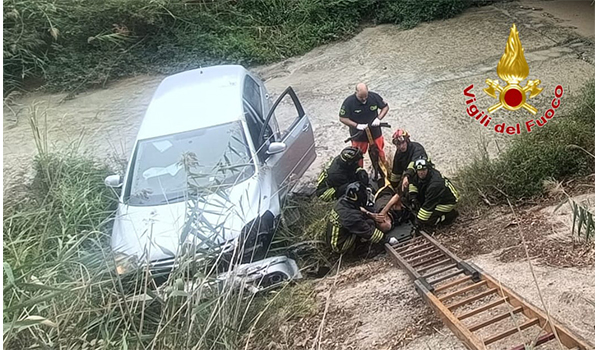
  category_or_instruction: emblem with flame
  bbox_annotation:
[484,24,543,115]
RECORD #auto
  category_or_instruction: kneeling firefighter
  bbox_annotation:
[326,182,399,254]
[408,157,460,227]
[316,146,369,201]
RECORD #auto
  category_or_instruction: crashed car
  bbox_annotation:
[105,65,316,281]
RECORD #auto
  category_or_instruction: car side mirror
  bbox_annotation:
[266,142,286,155]
[105,174,122,188]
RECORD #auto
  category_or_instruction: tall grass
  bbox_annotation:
[3,108,320,349]
[3,0,473,93]
[455,81,595,209]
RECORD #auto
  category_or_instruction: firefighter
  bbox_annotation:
[316,146,369,201]
[338,83,389,167]
[390,129,428,190]
[407,157,460,227]
[325,182,399,254]
[375,130,428,219]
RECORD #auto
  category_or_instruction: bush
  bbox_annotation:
[455,82,595,208]
[4,0,472,93]
[3,147,324,349]
[376,0,472,28]
[4,110,326,348]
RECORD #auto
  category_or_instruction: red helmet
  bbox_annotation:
[392,129,410,145]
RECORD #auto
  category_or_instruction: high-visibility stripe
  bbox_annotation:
[356,167,365,173]
[407,161,415,170]
[318,171,326,183]
[409,184,418,193]
[435,204,455,212]
[331,225,340,252]
[318,160,333,183]
[445,179,460,201]
[331,210,340,222]
[341,235,356,253]
[417,209,432,221]
[370,228,384,243]
[320,187,336,201]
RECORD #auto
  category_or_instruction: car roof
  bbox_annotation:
[136,65,250,140]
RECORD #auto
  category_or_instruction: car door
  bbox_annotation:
[262,87,316,192]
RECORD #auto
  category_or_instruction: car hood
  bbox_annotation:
[111,178,264,262]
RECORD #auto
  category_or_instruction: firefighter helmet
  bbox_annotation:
[414,156,433,170]
[392,129,410,145]
[340,146,363,164]
[344,181,368,207]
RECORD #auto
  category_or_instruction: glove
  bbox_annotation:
[371,118,381,127]
[388,237,399,245]
[409,198,419,212]
[356,123,368,130]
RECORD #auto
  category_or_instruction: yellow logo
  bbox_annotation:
[483,24,543,115]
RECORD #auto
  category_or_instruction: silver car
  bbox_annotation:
[105,65,316,273]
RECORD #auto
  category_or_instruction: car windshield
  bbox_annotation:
[125,121,255,206]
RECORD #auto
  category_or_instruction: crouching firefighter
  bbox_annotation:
[316,146,369,201]
[326,182,399,254]
[408,157,460,227]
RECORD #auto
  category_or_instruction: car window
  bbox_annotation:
[271,93,302,139]
[243,76,263,120]
[244,100,275,154]
[244,103,262,152]
[124,121,255,206]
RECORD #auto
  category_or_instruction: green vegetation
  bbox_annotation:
[3,109,324,349]
[455,82,595,209]
[4,0,473,93]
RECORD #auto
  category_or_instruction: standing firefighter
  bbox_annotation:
[338,83,389,167]
[408,157,460,227]
[326,182,398,254]
[316,147,369,201]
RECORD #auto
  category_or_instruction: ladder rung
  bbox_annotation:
[402,245,437,260]
[510,332,556,350]
[447,288,498,310]
[428,270,464,285]
[457,297,508,320]
[483,318,539,345]
[439,281,487,302]
[417,258,452,273]
[394,239,426,252]
[412,254,446,268]
[435,275,472,293]
[422,263,456,279]
[397,241,430,253]
[468,306,524,332]
[406,249,441,263]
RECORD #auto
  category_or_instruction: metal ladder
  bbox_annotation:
[386,231,593,350]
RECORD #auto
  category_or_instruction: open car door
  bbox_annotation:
[261,87,316,194]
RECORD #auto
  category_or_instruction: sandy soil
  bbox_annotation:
[3,0,595,349]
